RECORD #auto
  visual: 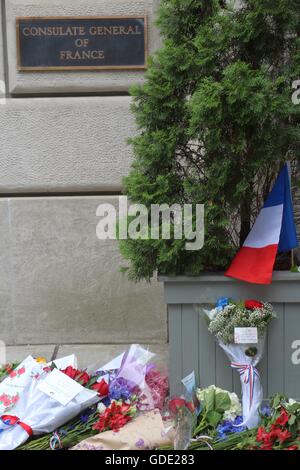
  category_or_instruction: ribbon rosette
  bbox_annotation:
[231,363,260,410]
[0,415,33,437]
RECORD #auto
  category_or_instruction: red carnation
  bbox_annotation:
[92,401,133,433]
[277,429,292,444]
[276,409,290,427]
[256,426,268,442]
[169,397,186,415]
[260,442,273,451]
[92,378,109,396]
[110,414,131,432]
[61,366,80,380]
[120,403,131,413]
[186,401,195,414]
[76,371,91,386]
[269,424,281,441]
[286,445,299,450]
[61,366,91,385]
[245,300,264,310]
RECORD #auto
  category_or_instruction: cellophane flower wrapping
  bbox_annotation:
[111,345,155,389]
[198,299,275,430]
[0,356,45,414]
[137,365,169,412]
[218,337,265,429]
[166,393,197,450]
[0,370,99,450]
[173,407,195,450]
[108,345,156,405]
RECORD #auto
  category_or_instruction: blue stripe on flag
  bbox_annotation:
[278,164,298,253]
[263,166,285,208]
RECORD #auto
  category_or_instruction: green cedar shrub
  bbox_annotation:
[119,0,300,281]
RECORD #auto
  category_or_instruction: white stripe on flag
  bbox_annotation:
[244,204,283,248]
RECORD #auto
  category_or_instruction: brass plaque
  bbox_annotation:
[16,16,148,71]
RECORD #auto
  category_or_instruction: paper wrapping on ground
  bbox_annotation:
[71,410,173,450]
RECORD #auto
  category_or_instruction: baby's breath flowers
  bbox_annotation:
[207,300,276,345]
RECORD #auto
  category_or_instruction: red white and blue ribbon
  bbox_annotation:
[231,363,260,410]
[0,415,33,436]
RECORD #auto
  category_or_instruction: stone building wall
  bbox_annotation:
[0,0,168,366]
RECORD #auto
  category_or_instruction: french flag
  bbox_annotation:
[225,164,298,284]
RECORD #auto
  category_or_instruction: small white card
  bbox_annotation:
[234,327,258,344]
[38,368,83,406]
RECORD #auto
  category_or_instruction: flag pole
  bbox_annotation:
[288,162,296,270]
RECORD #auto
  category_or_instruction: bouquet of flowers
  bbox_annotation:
[167,396,196,450]
[19,397,138,450]
[201,298,276,429]
[189,394,300,451]
[0,360,101,449]
[18,345,161,450]
[250,396,300,450]
[99,344,168,411]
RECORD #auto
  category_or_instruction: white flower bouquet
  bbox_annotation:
[0,356,100,450]
[200,298,276,429]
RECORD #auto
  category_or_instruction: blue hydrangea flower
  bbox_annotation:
[217,416,247,441]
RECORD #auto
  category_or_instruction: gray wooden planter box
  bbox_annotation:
[159,272,300,398]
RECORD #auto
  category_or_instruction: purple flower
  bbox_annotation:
[80,414,89,424]
[135,439,145,449]
[109,377,134,401]
[260,403,271,417]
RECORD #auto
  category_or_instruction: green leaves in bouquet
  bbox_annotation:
[206,410,222,428]
[195,388,231,434]
[215,391,231,414]
[201,388,231,414]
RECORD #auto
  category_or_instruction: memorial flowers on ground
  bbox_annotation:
[10,345,169,450]
[1,346,300,451]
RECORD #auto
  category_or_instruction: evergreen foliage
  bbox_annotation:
[119,0,300,281]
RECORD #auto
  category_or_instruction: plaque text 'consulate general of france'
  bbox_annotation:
[16,17,148,71]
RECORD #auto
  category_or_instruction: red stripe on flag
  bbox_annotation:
[225,245,278,284]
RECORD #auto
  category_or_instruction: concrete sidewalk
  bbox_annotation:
[5,343,169,371]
